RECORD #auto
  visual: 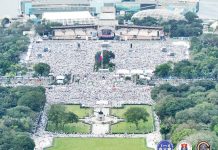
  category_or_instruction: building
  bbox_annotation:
[20,0,32,15]
[29,0,96,17]
[115,0,157,13]
[157,0,199,14]
[132,9,185,21]
[21,0,158,17]
[98,5,118,27]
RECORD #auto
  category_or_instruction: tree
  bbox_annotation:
[154,63,172,78]
[33,63,50,76]
[65,112,78,124]
[133,17,158,26]
[94,50,115,71]
[13,134,35,150]
[35,21,62,36]
[124,107,149,129]
[48,105,65,128]
[18,91,46,112]
[160,124,171,140]
[207,91,218,105]
[1,18,10,28]
[171,128,196,145]
[6,106,35,118]
[48,105,79,128]
[185,12,198,23]
[185,131,218,150]
[213,124,218,136]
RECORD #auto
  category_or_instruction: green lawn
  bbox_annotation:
[111,105,154,134]
[62,105,92,118]
[47,121,90,134]
[46,138,153,150]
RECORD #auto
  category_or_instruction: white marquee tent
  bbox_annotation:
[42,11,97,25]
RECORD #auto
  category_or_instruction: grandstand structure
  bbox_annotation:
[51,25,163,40]
[116,25,164,40]
[51,25,98,40]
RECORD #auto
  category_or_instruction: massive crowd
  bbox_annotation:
[28,39,188,106]
[29,39,188,76]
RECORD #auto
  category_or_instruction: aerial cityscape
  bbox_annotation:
[0,0,218,150]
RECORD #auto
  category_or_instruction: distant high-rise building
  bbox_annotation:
[26,0,96,17]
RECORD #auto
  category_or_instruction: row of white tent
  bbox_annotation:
[116,69,153,75]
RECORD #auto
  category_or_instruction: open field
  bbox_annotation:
[46,121,90,134]
[111,105,154,133]
[46,138,153,150]
[63,105,92,118]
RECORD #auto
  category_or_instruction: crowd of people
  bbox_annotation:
[29,39,188,76]
[28,39,188,106]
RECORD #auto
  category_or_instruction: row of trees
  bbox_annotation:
[0,86,46,150]
[151,81,218,149]
[132,12,203,37]
[35,21,62,36]
[154,34,218,79]
[0,21,31,76]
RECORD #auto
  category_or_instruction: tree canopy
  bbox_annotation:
[0,21,30,75]
[124,107,149,129]
[0,86,46,150]
[48,105,78,128]
[152,81,218,149]
[132,12,203,37]
[94,50,115,71]
[33,63,51,76]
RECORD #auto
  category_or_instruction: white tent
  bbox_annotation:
[131,69,144,75]
[56,75,65,80]
[96,100,109,105]
[144,69,154,75]
[56,75,65,84]
[42,11,97,25]
[116,69,130,75]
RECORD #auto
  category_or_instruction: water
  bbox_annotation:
[0,0,218,19]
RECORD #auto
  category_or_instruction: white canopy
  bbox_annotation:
[56,75,65,80]
[116,69,130,75]
[131,69,143,75]
[144,69,154,75]
[42,11,96,25]
[42,11,95,20]
[96,100,109,105]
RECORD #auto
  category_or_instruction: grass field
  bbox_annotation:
[46,138,153,150]
[111,105,154,134]
[47,121,91,134]
[63,105,92,118]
